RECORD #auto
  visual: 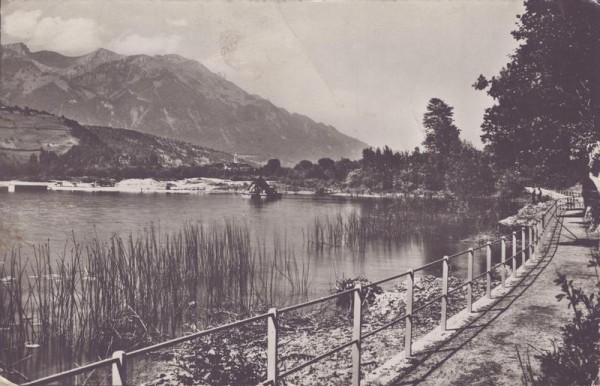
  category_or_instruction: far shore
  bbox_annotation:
[2,178,573,203]
[0,178,452,199]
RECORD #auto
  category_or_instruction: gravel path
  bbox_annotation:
[385,208,598,386]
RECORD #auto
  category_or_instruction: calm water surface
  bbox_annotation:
[0,191,508,294]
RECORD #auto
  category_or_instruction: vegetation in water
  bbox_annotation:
[0,221,310,381]
[307,197,513,253]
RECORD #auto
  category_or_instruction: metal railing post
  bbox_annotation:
[536,222,540,258]
[542,213,545,230]
[512,232,517,277]
[540,219,544,248]
[267,308,278,385]
[467,249,473,313]
[486,243,492,299]
[441,256,449,331]
[501,237,506,288]
[405,269,414,357]
[529,224,534,261]
[112,351,126,386]
[521,227,527,267]
[352,284,362,386]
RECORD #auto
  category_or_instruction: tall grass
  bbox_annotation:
[307,197,510,252]
[0,221,310,374]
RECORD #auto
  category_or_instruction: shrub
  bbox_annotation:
[332,276,383,311]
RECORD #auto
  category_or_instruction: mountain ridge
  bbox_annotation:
[0,43,367,164]
[0,103,237,173]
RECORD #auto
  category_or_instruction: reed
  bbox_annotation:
[307,197,506,252]
[0,221,311,374]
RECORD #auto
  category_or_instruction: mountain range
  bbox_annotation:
[0,43,366,164]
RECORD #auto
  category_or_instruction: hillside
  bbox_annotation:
[0,43,367,164]
[0,104,235,172]
[0,106,78,165]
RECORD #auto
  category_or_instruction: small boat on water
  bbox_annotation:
[243,177,282,200]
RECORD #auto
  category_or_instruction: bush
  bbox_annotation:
[332,276,383,311]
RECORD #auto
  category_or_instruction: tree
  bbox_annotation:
[422,98,461,156]
[27,153,40,175]
[317,158,335,169]
[262,159,281,176]
[474,0,599,187]
[333,158,358,181]
[445,142,495,198]
[294,160,313,170]
[421,98,462,190]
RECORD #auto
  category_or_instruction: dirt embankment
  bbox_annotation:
[141,275,499,386]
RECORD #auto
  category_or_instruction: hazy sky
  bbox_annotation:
[1,0,524,150]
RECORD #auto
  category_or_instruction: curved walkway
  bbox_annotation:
[376,208,597,385]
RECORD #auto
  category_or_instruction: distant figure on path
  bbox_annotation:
[532,186,538,204]
[536,187,543,202]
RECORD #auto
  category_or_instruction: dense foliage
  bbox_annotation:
[474,0,600,188]
[260,98,495,198]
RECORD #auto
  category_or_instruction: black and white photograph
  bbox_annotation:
[0,0,599,384]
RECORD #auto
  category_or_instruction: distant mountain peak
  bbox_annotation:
[76,47,124,68]
[90,47,118,56]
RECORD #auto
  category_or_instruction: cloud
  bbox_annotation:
[108,34,182,55]
[3,10,102,55]
[32,16,103,54]
[166,18,188,27]
[3,10,42,40]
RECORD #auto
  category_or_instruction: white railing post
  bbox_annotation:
[536,222,539,255]
[441,256,449,331]
[267,308,278,385]
[405,269,414,357]
[501,237,506,288]
[352,284,362,386]
[542,213,545,230]
[529,224,534,261]
[539,220,543,250]
[467,249,474,313]
[521,227,527,267]
[486,243,492,299]
[112,350,126,386]
[512,232,517,277]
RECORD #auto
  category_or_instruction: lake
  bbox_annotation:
[0,191,512,295]
[0,190,517,381]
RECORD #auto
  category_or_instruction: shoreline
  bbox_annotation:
[0,178,480,200]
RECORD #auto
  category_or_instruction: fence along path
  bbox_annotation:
[21,200,561,386]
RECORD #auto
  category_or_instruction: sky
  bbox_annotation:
[0,0,524,151]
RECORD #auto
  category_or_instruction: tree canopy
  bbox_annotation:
[474,0,599,187]
[422,98,461,156]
